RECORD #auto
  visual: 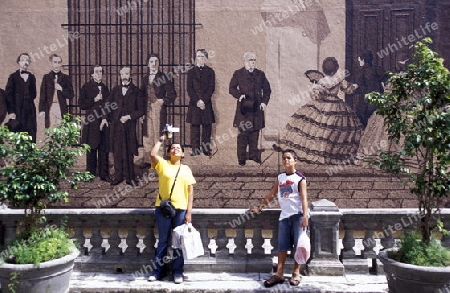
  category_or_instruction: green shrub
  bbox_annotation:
[2,225,77,265]
[391,231,450,267]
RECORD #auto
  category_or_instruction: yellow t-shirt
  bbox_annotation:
[153,160,196,209]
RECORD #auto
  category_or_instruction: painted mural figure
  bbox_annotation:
[279,57,363,164]
[39,54,74,128]
[5,53,37,142]
[229,52,271,166]
[0,88,6,125]
[79,65,110,181]
[108,67,143,186]
[354,50,387,127]
[356,54,409,161]
[186,49,216,157]
[139,53,177,169]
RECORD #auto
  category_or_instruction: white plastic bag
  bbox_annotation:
[172,223,204,260]
[294,228,310,264]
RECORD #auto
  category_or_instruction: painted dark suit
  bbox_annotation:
[79,80,110,180]
[186,65,216,155]
[229,67,271,162]
[39,71,74,128]
[5,70,37,142]
[355,64,387,127]
[0,89,6,124]
[109,82,143,183]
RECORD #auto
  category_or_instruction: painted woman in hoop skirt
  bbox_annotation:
[277,57,363,164]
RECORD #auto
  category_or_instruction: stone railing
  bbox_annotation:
[0,200,449,276]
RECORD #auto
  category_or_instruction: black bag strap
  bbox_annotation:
[159,164,182,201]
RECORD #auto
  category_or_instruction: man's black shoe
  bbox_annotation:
[110,179,123,186]
[100,176,112,182]
[250,157,262,164]
[238,160,246,166]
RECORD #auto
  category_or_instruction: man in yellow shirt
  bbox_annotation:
[148,133,196,284]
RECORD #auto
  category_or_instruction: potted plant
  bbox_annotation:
[0,114,93,293]
[366,38,450,293]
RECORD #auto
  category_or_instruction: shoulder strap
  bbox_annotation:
[159,164,182,201]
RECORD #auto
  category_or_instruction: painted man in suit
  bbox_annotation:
[109,67,143,185]
[139,53,177,168]
[39,54,74,128]
[79,65,111,181]
[355,50,387,127]
[5,53,37,142]
[229,52,271,166]
[0,88,6,125]
[186,49,216,156]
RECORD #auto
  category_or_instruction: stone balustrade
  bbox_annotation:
[0,201,449,276]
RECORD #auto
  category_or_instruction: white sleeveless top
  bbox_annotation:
[277,171,306,220]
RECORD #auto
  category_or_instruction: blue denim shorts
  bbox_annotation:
[278,213,302,252]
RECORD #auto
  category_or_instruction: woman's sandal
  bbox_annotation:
[289,273,302,286]
[263,275,285,288]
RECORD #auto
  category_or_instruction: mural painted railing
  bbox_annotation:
[0,201,449,276]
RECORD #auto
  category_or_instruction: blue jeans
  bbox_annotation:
[153,207,186,277]
[278,213,302,252]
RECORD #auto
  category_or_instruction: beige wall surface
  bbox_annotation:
[0,0,70,143]
[0,0,347,162]
[196,0,346,158]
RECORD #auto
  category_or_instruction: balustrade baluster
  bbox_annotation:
[441,218,450,248]
[125,223,139,256]
[341,220,357,258]
[380,221,395,250]
[362,221,378,259]
[244,229,254,254]
[107,222,121,256]
[225,229,237,254]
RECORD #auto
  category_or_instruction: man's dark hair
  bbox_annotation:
[16,53,31,64]
[49,54,62,62]
[146,53,160,65]
[282,149,299,160]
[360,50,374,65]
[89,65,101,75]
[196,49,208,59]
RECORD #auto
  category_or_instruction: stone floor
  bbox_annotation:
[69,271,389,293]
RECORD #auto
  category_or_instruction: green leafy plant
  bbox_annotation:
[391,231,450,267]
[0,114,93,262]
[367,38,450,265]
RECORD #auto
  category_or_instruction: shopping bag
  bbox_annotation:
[294,228,311,264]
[172,223,204,260]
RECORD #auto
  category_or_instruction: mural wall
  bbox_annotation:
[0,0,449,172]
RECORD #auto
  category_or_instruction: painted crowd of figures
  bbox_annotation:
[1,48,391,180]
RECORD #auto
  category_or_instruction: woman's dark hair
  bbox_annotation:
[166,143,185,154]
[322,57,339,76]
